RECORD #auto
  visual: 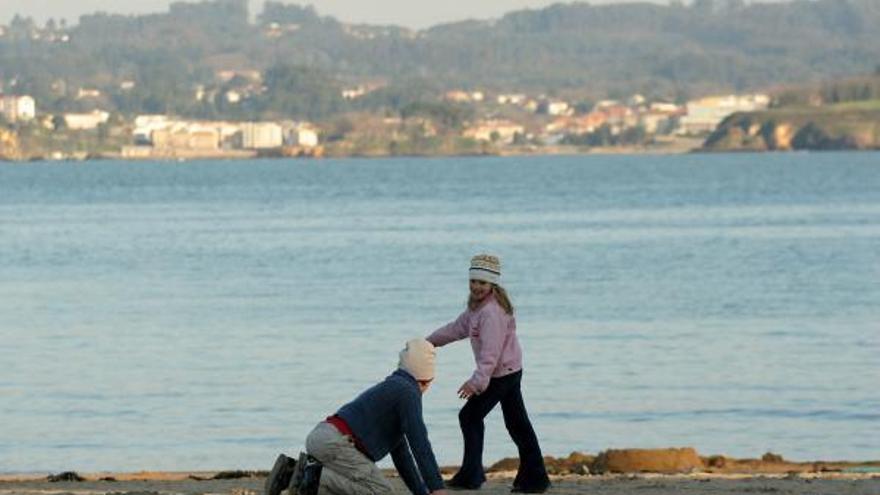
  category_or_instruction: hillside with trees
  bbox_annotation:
[1,0,879,122]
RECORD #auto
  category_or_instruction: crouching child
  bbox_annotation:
[266,339,448,495]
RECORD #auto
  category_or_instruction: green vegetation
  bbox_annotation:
[774,75,880,107]
[2,0,880,123]
[818,99,880,111]
[561,125,650,147]
[319,113,491,157]
[13,120,131,158]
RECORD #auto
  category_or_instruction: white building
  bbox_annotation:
[496,93,526,105]
[282,122,319,148]
[216,122,245,148]
[342,87,367,100]
[63,110,110,130]
[594,99,622,110]
[463,119,525,144]
[133,115,170,144]
[650,102,681,113]
[76,88,102,99]
[628,94,647,107]
[241,122,283,149]
[341,82,382,100]
[639,112,674,134]
[543,100,572,116]
[678,94,770,135]
[225,90,242,104]
[215,70,262,83]
[0,95,36,122]
[445,90,472,103]
[134,117,245,149]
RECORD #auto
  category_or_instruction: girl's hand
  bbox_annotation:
[457,381,477,399]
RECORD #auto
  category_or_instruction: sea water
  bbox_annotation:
[0,153,877,472]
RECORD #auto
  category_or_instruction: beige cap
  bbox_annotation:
[398,338,436,381]
[469,254,501,284]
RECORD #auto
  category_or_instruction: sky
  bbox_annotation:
[3,0,675,29]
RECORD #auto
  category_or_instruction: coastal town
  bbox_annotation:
[0,81,769,161]
[1,0,878,161]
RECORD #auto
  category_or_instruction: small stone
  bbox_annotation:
[47,472,85,482]
[762,452,785,463]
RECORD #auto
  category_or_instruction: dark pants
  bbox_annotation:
[450,370,550,490]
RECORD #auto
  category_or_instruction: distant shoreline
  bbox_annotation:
[8,137,880,163]
[0,141,711,163]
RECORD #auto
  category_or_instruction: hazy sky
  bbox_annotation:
[3,0,674,29]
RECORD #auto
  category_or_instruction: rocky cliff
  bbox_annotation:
[703,104,880,152]
[0,128,21,161]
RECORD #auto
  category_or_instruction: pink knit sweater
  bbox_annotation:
[427,294,523,393]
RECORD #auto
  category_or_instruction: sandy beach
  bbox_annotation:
[2,470,880,495]
[4,449,880,495]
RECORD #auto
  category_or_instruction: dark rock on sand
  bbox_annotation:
[762,452,785,463]
[47,472,85,482]
[212,470,263,480]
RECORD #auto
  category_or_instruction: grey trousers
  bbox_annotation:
[305,421,394,495]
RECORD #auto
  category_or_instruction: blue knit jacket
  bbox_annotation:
[336,369,444,495]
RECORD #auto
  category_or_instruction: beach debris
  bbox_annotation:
[188,470,264,481]
[703,455,880,475]
[487,451,596,475]
[47,471,86,482]
[212,470,263,479]
[552,452,595,475]
[439,465,458,475]
[487,456,520,472]
[468,451,880,477]
[591,447,703,474]
[572,463,591,475]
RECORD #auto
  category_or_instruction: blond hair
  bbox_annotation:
[468,284,514,315]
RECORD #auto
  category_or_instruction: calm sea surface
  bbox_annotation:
[1,153,878,472]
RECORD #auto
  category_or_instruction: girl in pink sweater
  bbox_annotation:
[427,254,550,493]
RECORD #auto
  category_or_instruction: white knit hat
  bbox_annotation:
[469,254,501,285]
[398,338,436,381]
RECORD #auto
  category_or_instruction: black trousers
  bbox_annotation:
[451,370,550,489]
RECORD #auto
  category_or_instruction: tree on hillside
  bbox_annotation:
[4,0,880,108]
[257,65,345,120]
[258,2,322,25]
[400,102,474,130]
